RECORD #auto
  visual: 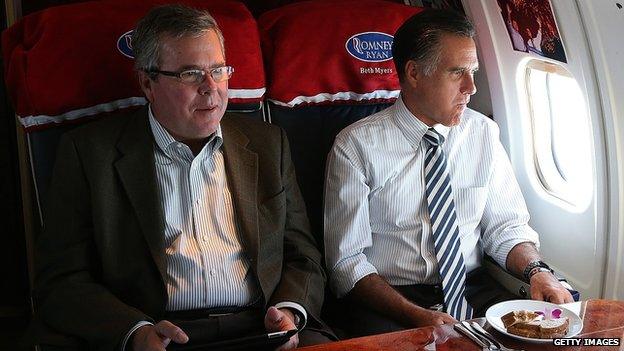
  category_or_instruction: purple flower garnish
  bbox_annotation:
[535,307,562,320]
[551,308,562,319]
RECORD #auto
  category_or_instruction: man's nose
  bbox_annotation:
[461,73,477,96]
[198,75,218,95]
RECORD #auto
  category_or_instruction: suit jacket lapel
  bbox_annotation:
[114,108,167,281]
[111,111,260,291]
[221,117,260,273]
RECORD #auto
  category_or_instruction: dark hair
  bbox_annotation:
[392,9,475,81]
[132,4,225,76]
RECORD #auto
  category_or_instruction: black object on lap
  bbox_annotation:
[167,329,298,351]
[164,308,297,351]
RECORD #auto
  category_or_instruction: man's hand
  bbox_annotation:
[132,320,189,351]
[264,306,299,350]
[506,243,574,304]
[404,306,457,327]
[349,273,459,329]
[530,271,574,304]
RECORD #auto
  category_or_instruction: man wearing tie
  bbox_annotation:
[324,9,572,337]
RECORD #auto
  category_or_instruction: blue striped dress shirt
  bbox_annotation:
[324,96,539,298]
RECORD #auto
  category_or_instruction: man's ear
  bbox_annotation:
[404,60,421,89]
[138,71,154,103]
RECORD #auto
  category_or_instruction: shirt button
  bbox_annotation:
[195,198,201,205]
[202,235,208,242]
[210,269,216,276]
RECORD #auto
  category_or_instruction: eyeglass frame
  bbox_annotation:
[145,65,234,84]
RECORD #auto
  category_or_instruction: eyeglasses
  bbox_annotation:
[147,66,234,84]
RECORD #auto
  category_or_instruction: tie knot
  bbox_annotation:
[423,128,445,147]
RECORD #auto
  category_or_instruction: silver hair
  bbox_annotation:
[132,4,225,77]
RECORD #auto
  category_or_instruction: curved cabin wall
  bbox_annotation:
[576,0,624,301]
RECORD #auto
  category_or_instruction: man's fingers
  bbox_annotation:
[160,337,172,348]
[275,335,299,351]
[264,306,283,330]
[132,325,170,351]
[443,315,458,324]
[546,290,563,304]
[429,311,456,326]
[265,306,296,332]
[265,308,298,350]
[530,272,577,304]
[439,315,457,325]
[550,289,574,304]
[564,291,574,303]
[531,285,545,302]
[154,320,189,344]
[556,288,575,303]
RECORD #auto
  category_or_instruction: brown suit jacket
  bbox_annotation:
[31,108,326,350]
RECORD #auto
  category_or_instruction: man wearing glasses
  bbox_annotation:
[32,5,330,351]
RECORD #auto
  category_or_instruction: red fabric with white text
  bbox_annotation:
[2,0,264,131]
[258,0,423,107]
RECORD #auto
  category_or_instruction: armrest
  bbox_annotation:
[482,255,580,301]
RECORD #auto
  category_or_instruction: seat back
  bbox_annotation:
[2,0,266,227]
[259,0,423,249]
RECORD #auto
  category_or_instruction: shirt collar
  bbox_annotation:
[148,104,223,159]
[393,94,451,150]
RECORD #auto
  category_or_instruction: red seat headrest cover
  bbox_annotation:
[2,0,264,131]
[258,0,423,107]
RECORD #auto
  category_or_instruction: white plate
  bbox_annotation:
[485,300,583,343]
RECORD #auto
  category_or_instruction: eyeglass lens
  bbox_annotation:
[179,67,232,84]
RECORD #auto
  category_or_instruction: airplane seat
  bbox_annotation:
[258,0,423,250]
[2,0,266,231]
[258,0,424,336]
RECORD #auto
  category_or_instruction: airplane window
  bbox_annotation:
[525,60,593,208]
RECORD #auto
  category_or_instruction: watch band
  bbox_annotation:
[523,260,553,282]
[528,266,553,280]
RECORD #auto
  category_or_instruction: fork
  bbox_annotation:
[469,321,526,351]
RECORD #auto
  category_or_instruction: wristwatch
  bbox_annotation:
[523,260,554,282]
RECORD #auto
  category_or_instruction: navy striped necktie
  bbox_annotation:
[423,128,472,320]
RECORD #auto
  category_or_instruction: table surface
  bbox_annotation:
[298,299,624,350]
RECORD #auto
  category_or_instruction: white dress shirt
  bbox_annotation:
[324,96,539,298]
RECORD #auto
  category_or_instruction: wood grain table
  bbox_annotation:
[298,299,624,350]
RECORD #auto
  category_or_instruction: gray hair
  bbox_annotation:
[392,9,475,81]
[132,4,225,77]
